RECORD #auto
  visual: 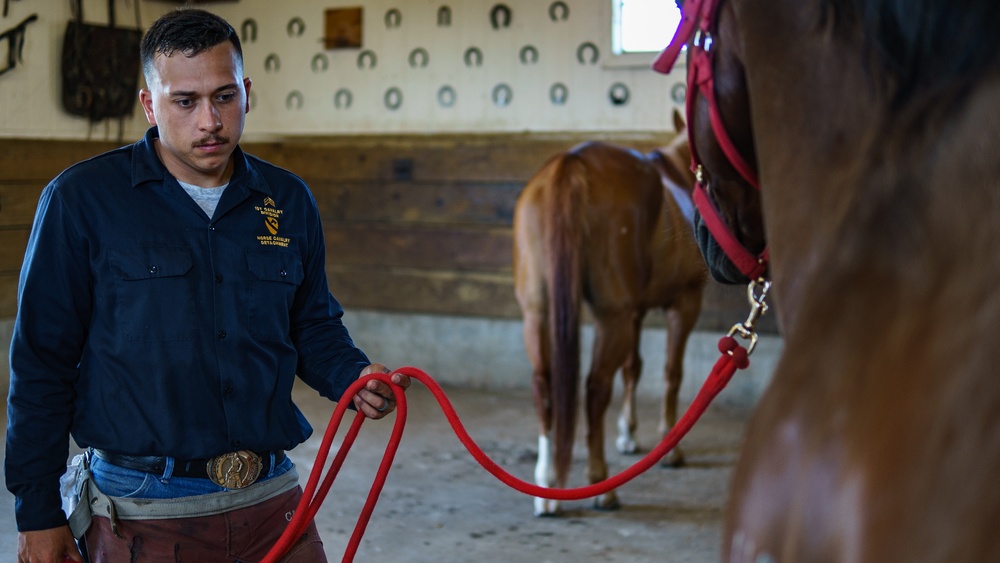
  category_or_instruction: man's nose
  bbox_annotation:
[198,101,222,130]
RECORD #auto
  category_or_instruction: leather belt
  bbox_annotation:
[92,448,285,489]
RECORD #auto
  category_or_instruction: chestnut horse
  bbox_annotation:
[657,0,1000,560]
[513,115,707,516]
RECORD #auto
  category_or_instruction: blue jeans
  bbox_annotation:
[90,451,293,498]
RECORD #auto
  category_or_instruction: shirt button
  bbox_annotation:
[224,383,234,394]
[279,270,287,278]
[232,440,241,448]
[209,226,216,231]
[149,265,158,274]
[217,330,227,339]
[215,274,223,283]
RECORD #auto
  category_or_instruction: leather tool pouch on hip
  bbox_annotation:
[60,0,141,123]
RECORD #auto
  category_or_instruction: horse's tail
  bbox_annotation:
[544,150,587,487]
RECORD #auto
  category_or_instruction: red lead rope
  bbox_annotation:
[261,336,752,563]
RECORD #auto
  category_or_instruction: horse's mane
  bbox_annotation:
[822,0,1000,106]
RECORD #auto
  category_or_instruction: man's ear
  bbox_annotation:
[139,89,157,125]
[243,77,253,114]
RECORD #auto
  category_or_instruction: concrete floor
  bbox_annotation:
[1,381,751,562]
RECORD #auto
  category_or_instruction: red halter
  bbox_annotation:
[653,0,768,281]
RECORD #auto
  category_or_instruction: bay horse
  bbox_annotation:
[656,0,1000,560]
[513,113,708,516]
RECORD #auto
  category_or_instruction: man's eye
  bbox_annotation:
[176,99,193,108]
[218,93,236,102]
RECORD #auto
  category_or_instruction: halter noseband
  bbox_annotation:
[653,0,768,281]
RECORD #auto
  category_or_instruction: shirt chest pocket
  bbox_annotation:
[246,250,304,341]
[109,247,197,342]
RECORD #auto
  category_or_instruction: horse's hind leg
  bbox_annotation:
[522,309,559,516]
[660,291,702,467]
[587,312,637,510]
[616,313,646,455]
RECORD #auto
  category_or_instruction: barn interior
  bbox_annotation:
[0,0,782,560]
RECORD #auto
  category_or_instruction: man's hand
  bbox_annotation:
[18,525,82,563]
[353,363,411,419]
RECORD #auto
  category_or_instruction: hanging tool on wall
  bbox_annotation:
[0,13,37,77]
[60,0,142,136]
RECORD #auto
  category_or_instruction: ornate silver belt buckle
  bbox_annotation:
[206,450,262,489]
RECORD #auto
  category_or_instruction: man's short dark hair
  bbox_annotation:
[141,8,243,83]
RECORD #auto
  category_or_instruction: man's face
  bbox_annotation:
[139,42,251,186]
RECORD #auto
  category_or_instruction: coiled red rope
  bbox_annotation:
[262,335,751,563]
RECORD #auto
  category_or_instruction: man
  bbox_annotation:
[5,8,409,562]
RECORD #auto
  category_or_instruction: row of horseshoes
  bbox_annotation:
[266,81,640,111]
[238,2,685,112]
[261,42,601,74]
[238,3,571,42]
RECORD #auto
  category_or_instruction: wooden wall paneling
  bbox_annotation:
[0,140,119,181]
[0,230,29,274]
[0,277,17,318]
[244,134,669,183]
[327,265,519,319]
[310,180,521,225]
[325,224,512,272]
[0,136,777,334]
[0,182,45,227]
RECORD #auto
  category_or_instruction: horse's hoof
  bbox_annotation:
[616,436,638,455]
[593,494,621,511]
[660,453,685,468]
[534,497,561,517]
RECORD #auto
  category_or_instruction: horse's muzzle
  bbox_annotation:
[694,210,752,285]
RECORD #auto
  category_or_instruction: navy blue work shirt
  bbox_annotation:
[5,127,371,531]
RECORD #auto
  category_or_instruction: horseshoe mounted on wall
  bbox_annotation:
[334,88,352,109]
[519,45,538,65]
[357,50,377,69]
[285,90,303,110]
[437,85,456,107]
[264,53,281,73]
[408,47,429,68]
[549,82,568,105]
[490,4,511,29]
[491,83,512,107]
[609,82,630,106]
[463,47,483,67]
[287,17,305,38]
[384,8,402,29]
[549,1,569,22]
[240,19,257,43]
[437,6,452,27]
[577,42,599,65]
[671,82,687,104]
[311,53,329,73]
[384,87,403,110]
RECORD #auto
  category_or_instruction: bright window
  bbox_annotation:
[613,0,682,54]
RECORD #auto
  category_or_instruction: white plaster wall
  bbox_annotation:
[0,0,687,140]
